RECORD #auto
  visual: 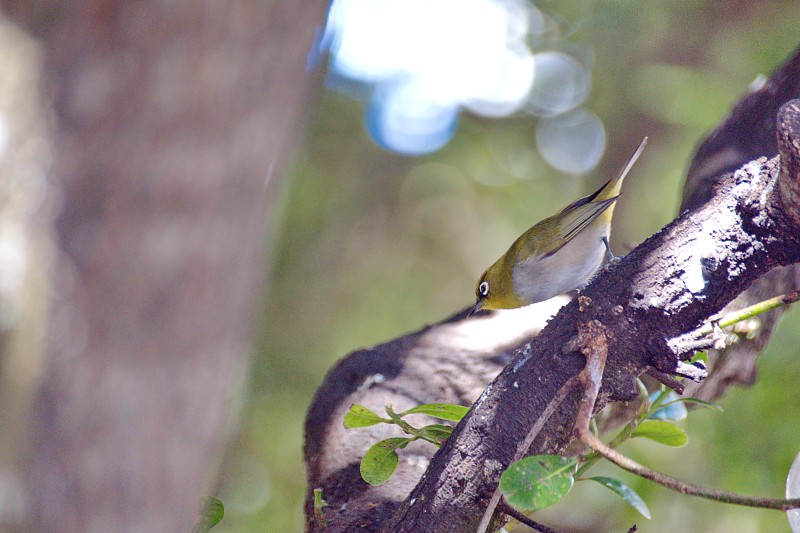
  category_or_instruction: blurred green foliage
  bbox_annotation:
[217,2,800,531]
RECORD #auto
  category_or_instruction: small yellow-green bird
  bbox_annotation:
[470,138,647,315]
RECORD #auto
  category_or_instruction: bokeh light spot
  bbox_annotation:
[526,51,591,117]
[324,0,560,154]
[535,108,605,175]
[366,80,458,155]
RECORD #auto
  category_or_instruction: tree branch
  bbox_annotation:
[305,46,800,532]
[498,500,563,533]
[476,373,581,533]
[680,45,800,402]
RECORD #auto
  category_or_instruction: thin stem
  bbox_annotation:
[498,499,563,533]
[385,406,441,446]
[578,428,800,511]
[642,388,670,420]
[576,386,664,477]
[385,406,418,433]
[313,488,328,527]
[693,290,799,338]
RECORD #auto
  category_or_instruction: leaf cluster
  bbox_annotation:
[343,403,469,485]
[344,385,721,522]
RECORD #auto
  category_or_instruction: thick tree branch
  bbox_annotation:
[386,129,800,530]
[476,373,581,533]
[680,45,800,401]
[305,47,800,532]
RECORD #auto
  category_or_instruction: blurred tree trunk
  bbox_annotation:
[0,1,329,531]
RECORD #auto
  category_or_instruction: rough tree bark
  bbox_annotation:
[680,53,800,401]
[305,46,800,531]
[0,2,330,532]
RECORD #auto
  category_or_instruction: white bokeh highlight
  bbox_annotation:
[535,108,606,175]
[526,51,591,117]
[325,0,596,158]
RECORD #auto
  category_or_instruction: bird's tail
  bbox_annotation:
[597,136,648,201]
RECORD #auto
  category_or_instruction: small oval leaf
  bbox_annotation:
[194,496,224,533]
[499,455,576,511]
[360,437,411,486]
[631,420,688,447]
[401,403,470,422]
[344,404,387,429]
[586,476,651,519]
[663,397,724,413]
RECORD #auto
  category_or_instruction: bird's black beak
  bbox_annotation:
[467,298,483,318]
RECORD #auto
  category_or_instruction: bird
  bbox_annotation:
[469,138,647,316]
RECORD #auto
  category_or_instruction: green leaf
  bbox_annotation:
[401,403,470,422]
[631,420,688,447]
[194,497,224,533]
[360,437,412,486]
[499,455,576,511]
[586,476,651,519]
[344,404,387,429]
[661,397,724,413]
[416,424,453,444]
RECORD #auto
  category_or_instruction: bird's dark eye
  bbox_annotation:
[478,281,489,298]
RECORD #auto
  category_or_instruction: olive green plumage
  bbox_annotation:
[471,138,647,314]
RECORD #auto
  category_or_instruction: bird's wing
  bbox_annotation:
[538,197,617,258]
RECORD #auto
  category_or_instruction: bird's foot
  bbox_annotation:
[602,236,623,267]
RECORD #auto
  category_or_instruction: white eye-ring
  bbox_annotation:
[478,281,489,297]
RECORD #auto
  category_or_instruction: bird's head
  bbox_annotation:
[469,261,525,316]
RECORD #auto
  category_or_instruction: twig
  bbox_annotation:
[690,290,799,339]
[577,427,800,510]
[645,369,685,393]
[673,360,708,382]
[667,291,799,364]
[498,499,563,533]
[670,336,716,357]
